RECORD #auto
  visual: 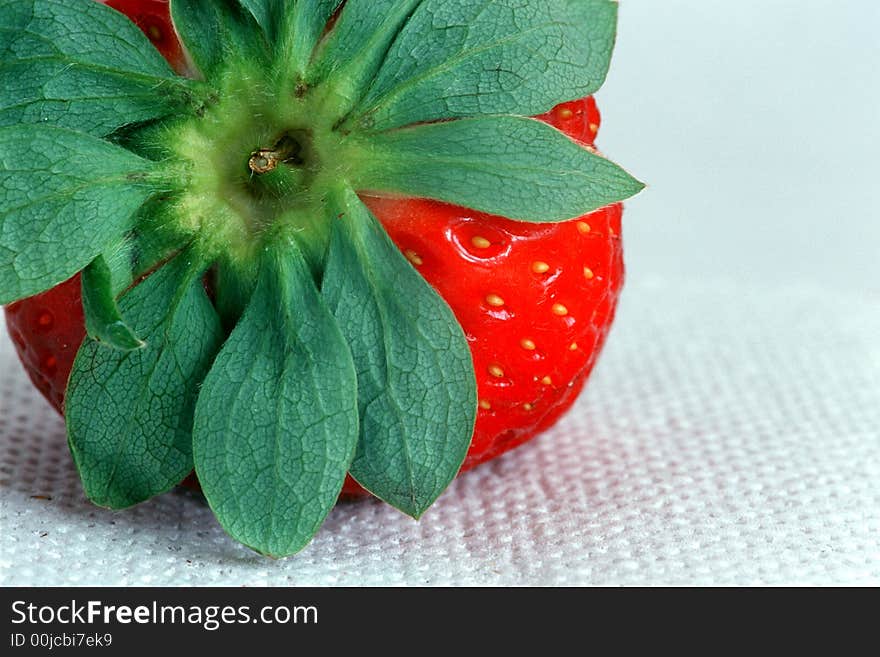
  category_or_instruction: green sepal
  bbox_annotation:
[323,187,476,518]
[247,0,346,84]
[0,0,196,137]
[347,115,645,222]
[280,0,344,79]
[212,256,258,332]
[66,250,224,509]
[97,197,199,294]
[235,0,283,41]
[307,0,422,112]
[0,125,162,304]
[234,0,357,61]
[81,255,145,352]
[171,0,268,80]
[350,0,619,131]
[193,237,359,557]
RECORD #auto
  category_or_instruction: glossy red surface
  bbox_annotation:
[5,275,85,414]
[100,0,188,73]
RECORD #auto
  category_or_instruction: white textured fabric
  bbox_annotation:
[2,278,878,586]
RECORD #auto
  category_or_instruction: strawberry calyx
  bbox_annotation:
[0,0,642,557]
[160,61,358,284]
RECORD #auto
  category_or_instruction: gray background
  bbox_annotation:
[606,0,879,289]
[1,1,878,585]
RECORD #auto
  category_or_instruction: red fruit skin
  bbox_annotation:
[3,2,625,500]
[100,0,188,73]
[5,276,85,415]
[537,96,603,147]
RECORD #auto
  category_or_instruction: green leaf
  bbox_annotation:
[0,0,192,136]
[235,0,282,40]
[289,1,344,56]
[0,125,160,304]
[350,0,618,131]
[171,0,267,80]
[193,237,359,557]
[307,0,422,108]
[98,198,196,297]
[323,187,476,518]
[348,115,645,222]
[81,255,145,352]
[278,0,344,78]
[66,251,223,509]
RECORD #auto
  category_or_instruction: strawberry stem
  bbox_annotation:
[248,134,303,174]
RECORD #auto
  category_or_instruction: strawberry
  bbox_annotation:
[100,0,188,73]
[0,0,641,556]
[5,275,85,414]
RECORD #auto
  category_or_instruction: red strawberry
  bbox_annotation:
[5,276,84,414]
[101,0,188,73]
[0,0,641,554]
[537,96,604,147]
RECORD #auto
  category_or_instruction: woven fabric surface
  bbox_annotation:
[2,277,878,586]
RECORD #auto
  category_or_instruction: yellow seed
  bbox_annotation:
[471,236,491,249]
[584,267,594,280]
[577,221,591,234]
[523,403,534,411]
[485,294,505,307]
[532,261,550,274]
[541,376,553,386]
[559,108,575,120]
[404,249,423,266]
[589,123,599,134]
[552,303,569,316]
[520,338,536,351]
[479,399,492,410]
[569,342,579,351]
[488,364,505,378]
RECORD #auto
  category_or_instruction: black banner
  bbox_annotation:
[1,586,869,652]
